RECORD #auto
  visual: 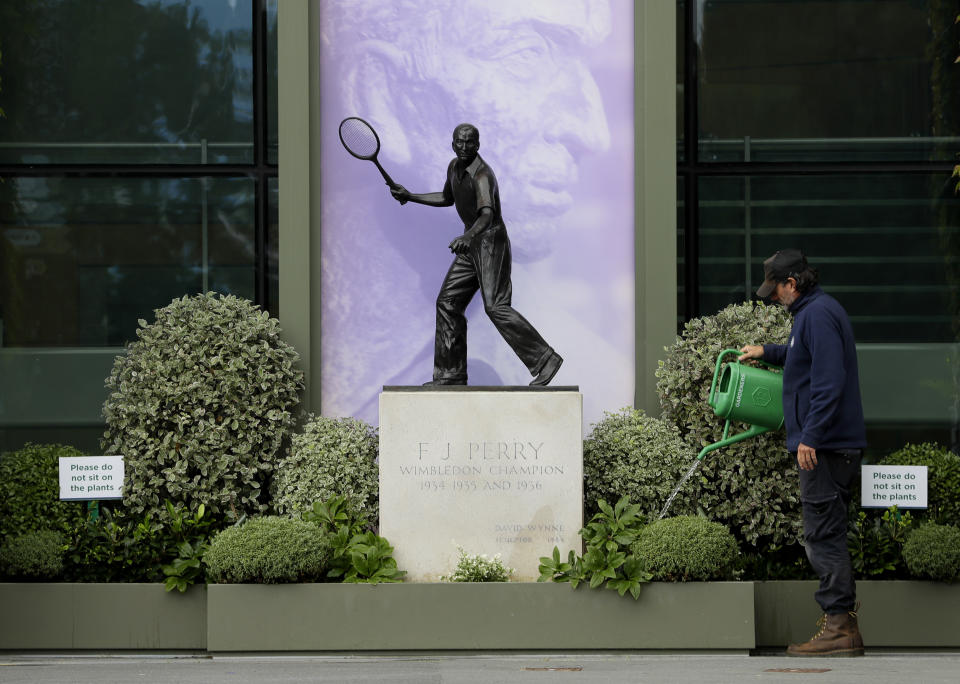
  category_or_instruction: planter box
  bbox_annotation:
[754,580,960,648]
[5,580,955,652]
[206,581,755,651]
[0,583,206,650]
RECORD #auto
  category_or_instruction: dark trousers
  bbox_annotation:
[797,450,861,614]
[433,223,553,382]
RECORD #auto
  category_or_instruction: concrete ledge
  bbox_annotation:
[0,583,206,650]
[8,580,957,651]
[754,580,960,648]
[206,582,755,651]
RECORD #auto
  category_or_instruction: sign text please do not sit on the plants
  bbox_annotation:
[59,456,124,501]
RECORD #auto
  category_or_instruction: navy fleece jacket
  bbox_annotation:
[762,287,867,452]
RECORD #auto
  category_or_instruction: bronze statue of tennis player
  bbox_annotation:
[389,123,563,386]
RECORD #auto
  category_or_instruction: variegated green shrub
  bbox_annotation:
[102,293,304,525]
[656,301,799,548]
[271,415,379,520]
[583,408,698,521]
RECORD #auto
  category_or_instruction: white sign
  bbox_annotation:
[379,389,583,582]
[59,456,124,501]
[861,465,927,509]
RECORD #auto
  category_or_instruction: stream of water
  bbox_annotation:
[656,459,703,520]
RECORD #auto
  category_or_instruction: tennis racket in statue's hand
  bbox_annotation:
[338,117,407,203]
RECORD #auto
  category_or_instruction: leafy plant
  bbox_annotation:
[159,502,214,592]
[162,540,209,593]
[583,408,698,520]
[880,442,960,526]
[0,530,65,580]
[272,415,379,521]
[442,547,514,582]
[0,443,89,541]
[538,547,581,584]
[337,531,406,583]
[302,494,361,531]
[632,515,740,581]
[163,500,214,543]
[204,516,331,584]
[902,522,960,582]
[65,507,164,582]
[656,301,800,549]
[101,293,304,527]
[539,497,652,600]
[847,506,914,579]
[302,496,405,584]
[64,501,215,584]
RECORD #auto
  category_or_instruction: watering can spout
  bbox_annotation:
[698,349,784,460]
[697,423,771,460]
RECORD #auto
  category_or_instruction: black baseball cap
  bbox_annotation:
[756,248,807,298]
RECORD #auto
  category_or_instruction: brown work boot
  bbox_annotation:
[786,610,864,657]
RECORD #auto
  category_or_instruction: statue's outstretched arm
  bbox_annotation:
[391,178,454,208]
[391,187,452,207]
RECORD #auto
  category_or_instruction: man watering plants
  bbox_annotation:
[739,248,867,658]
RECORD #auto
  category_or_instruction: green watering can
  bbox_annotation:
[698,349,784,460]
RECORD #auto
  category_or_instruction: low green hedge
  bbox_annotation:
[204,516,331,584]
[0,530,65,580]
[902,523,960,582]
[633,516,740,581]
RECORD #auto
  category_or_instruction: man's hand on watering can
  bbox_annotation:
[738,345,764,362]
[797,443,818,470]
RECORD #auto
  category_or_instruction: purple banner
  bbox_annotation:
[319,0,635,430]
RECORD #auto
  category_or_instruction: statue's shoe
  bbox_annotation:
[529,352,563,386]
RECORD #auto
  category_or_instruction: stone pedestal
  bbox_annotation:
[379,387,583,582]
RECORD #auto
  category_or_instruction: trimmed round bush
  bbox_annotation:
[902,523,960,582]
[583,408,698,520]
[271,415,379,520]
[0,530,65,580]
[632,515,739,581]
[656,301,800,548]
[881,443,960,527]
[0,443,88,541]
[204,516,331,583]
[102,293,304,526]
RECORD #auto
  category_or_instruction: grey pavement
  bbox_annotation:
[1,652,959,684]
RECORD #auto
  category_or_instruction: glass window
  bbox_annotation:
[698,0,960,162]
[266,0,279,165]
[0,177,256,347]
[698,173,960,344]
[677,175,686,327]
[677,0,685,163]
[267,177,279,317]
[0,0,254,165]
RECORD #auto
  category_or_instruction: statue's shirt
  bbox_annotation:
[444,155,503,230]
